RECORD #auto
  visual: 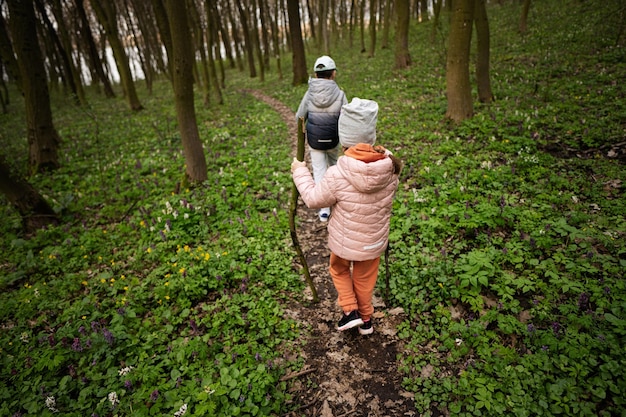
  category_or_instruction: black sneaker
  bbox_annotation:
[358,319,373,335]
[337,310,363,331]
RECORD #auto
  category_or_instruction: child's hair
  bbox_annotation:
[315,69,335,79]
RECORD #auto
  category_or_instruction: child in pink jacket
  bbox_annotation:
[291,98,401,335]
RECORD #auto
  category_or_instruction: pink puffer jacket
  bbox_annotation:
[293,145,399,261]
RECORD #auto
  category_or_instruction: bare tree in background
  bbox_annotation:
[287,0,308,85]
[395,0,411,69]
[164,0,208,183]
[90,0,144,111]
[445,0,475,123]
[6,0,61,173]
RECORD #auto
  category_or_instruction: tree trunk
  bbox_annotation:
[0,155,58,232]
[36,0,84,106]
[149,0,173,78]
[164,0,208,183]
[395,0,411,69]
[251,0,266,81]
[75,0,116,97]
[381,0,392,49]
[431,0,442,43]
[368,0,377,57]
[7,0,61,173]
[287,0,308,85]
[236,0,257,78]
[445,0,474,123]
[205,0,224,103]
[91,0,144,111]
[0,12,21,91]
[474,0,493,103]
[519,0,531,34]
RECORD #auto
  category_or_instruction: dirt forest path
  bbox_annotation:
[246,90,416,417]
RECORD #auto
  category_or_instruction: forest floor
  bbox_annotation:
[247,90,417,417]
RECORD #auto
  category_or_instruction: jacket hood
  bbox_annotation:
[308,78,343,109]
[336,146,395,194]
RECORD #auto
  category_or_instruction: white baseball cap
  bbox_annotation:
[313,55,336,72]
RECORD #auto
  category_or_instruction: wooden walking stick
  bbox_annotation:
[289,117,319,303]
[384,243,391,306]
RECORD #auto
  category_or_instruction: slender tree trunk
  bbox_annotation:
[164,0,208,183]
[445,0,474,123]
[205,0,224,103]
[149,0,173,79]
[37,0,85,105]
[91,0,144,111]
[287,0,308,85]
[359,0,366,52]
[0,12,21,91]
[381,0,392,49]
[236,0,257,78]
[519,0,531,34]
[395,0,411,69]
[7,0,61,173]
[75,0,115,97]
[251,0,265,81]
[474,0,493,103]
[368,0,377,57]
[431,0,443,43]
[0,155,58,233]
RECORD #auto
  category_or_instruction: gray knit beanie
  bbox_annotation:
[338,98,378,148]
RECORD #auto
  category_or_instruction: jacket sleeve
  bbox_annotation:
[295,92,310,121]
[292,166,337,209]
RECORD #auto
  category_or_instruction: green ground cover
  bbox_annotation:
[1,0,625,416]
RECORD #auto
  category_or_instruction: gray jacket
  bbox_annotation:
[296,78,347,150]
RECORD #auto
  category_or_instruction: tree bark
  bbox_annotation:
[236,0,258,78]
[287,0,308,85]
[0,12,21,91]
[91,0,144,111]
[445,0,474,123]
[474,0,493,103]
[0,154,58,232]
[519,0,531,34]
[368,0,377,57]
[395,0,411,69]
[164,0,208,183]
[35,0,84,105]
[7,0,61,173]
[75,0,116,97]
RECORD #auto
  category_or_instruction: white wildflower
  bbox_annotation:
[174,403,188,417]
[436,159,443,166]
[118,366,134,376]
[183,213,189,219]
[20,332,29,343]
[204,386,216,395]
[45,396,58,413]
[571,196,579,204]
[424,166,430,173]
[108,391,119,407]
[34,288,40,298]
[172,211,178,219]
[165,201,173,214]
[455,338,463,346]
[480,161,492,170]
[431,207,436,214]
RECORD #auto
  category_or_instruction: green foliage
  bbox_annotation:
[1,0,625,416]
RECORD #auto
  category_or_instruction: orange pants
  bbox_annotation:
[329,253,380,321]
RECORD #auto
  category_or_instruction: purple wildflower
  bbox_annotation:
[527,323,536,334]
[71,338,83,352]
[255,353,262,361]
[150,389,159,402]
[78,326,86,335]
[124,380,133,390]
[189,319,198,333]
[102,328,114,345]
